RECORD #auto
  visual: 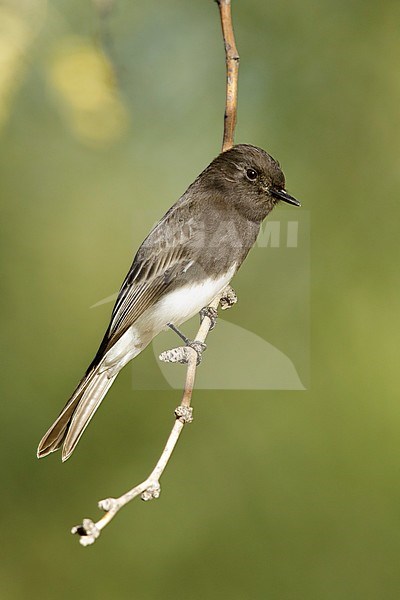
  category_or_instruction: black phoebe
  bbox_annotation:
[37,144,300,461]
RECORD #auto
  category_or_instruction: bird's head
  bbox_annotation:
[204,144,300,221]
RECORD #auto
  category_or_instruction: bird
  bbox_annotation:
[37,144,300,462]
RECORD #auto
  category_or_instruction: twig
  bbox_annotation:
[72,0,240,546]
[216,0,240,152]
[71,290,236,546]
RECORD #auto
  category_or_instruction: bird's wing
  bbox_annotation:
[92,201,200,363]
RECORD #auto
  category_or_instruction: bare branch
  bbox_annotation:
[72,290,234,546]
[72,1,240,546]
[216,0,240,152]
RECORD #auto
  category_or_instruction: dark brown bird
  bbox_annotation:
[37,144,300,462]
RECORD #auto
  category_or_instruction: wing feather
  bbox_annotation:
[91,200,200,364]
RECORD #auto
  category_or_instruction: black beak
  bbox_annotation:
[271,188,301,207]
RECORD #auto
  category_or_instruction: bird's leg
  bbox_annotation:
[167,322,190,345]
[199,306,218,331]
[167,323,207,365]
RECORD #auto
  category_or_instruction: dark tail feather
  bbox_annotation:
[37,364,117,461]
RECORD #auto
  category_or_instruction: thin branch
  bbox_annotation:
[216,0,240,152]
[72,290,236,546]
[71,0,240,546]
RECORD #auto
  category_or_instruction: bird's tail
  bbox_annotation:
[37,363,117,462]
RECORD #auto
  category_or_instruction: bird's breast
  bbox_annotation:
[153,262,237,328]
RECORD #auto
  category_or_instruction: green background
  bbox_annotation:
[1,1,399,598]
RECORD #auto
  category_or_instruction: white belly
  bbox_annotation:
[102,264,236,372]
[152,264,236,328]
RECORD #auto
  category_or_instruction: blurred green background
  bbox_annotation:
[1,0,399,598]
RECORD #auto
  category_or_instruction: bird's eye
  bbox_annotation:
[246,168,258,181]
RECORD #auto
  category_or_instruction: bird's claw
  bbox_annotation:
[187,340,207,365]
[200,306,218,330]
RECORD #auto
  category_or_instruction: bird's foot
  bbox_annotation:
[187,340,207,365]
[199,306,218,330]
[164,323,207,365]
